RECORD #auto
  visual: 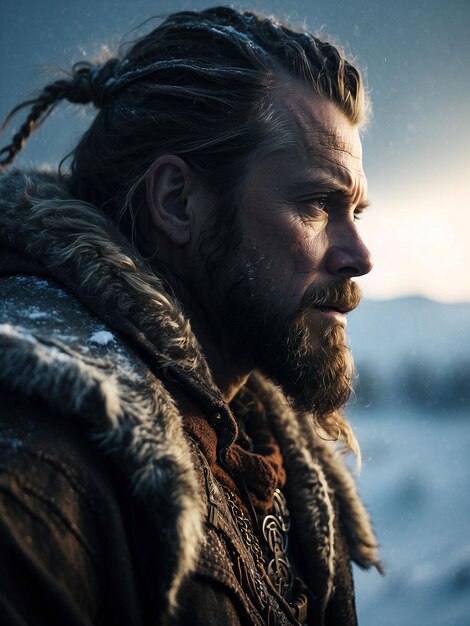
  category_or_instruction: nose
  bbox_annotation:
[325,223,374,278]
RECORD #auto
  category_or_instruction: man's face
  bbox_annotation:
[205,86,373,416]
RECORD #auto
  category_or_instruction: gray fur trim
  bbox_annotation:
[246,372,382,587]
[309,439,384,574]
[246,373,336,606]
[0,169,214,386]
[0,317,204,611]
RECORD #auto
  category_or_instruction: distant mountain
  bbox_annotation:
[346,297,470,408]
[347,296,470,367]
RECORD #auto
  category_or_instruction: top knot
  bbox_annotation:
[68,58,121,108]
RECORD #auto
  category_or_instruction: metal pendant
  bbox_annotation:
[262,488,294,597]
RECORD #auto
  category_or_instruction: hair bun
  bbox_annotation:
[69,58,120,108]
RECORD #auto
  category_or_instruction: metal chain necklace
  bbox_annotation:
[222,486,269,608]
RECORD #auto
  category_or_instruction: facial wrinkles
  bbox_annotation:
[302,130,366,204]
[306,164,367,211]
[225,93,367,315]
[236,167,305,288]
[245,190,324,290]
[291,225,326,277]
[286,91,367,209]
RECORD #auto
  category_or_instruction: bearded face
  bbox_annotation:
[194,93,371,420]
[205,229,362,418]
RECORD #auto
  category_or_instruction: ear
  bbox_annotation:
[145,155,196,245]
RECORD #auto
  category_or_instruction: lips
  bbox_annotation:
[316,304,354,315]
[311,305,348,328]
[302,281,362,317]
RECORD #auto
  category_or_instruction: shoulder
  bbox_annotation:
[0,274,207,618]
[0,274,151,435]
[0,273,147,378]
[0,383,115,624]
[0,380,127,552]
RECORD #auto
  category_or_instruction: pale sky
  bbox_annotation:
[1,0,469,302]
[358,147,470,302]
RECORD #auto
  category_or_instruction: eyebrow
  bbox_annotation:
[287,172,370,210]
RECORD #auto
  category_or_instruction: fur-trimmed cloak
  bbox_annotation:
[0,170,381,625]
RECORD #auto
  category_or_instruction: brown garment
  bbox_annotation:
[184,410,286,519]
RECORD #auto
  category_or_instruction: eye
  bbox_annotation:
[300,196,329,217]
[298,197,329,231]
[310,196,329,211]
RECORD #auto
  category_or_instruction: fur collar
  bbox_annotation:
[0,169,382,612]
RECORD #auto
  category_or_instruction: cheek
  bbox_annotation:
[264,221,328,307]
[243,212,327,294]
[291,224,328,276]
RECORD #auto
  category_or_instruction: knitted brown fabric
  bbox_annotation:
[184,410,286,518]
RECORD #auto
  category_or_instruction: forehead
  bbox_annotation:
[276,82,366,189]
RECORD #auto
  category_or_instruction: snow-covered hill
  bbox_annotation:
[352,408,470,626]
[343,298,470,625]
[346,297,470,409]
[348,297,470,365]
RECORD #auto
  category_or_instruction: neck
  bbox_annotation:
[170,275,252,404]
[188,304,251,404]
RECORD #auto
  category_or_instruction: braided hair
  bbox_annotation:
[0,58,120,170]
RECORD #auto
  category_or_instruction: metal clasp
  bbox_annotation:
[203,466,219,527]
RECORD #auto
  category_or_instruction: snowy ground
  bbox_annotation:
[350,407,470,626]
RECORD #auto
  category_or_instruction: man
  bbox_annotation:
[0,7,382,625]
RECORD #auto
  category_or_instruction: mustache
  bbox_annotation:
[300,280,362,314]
